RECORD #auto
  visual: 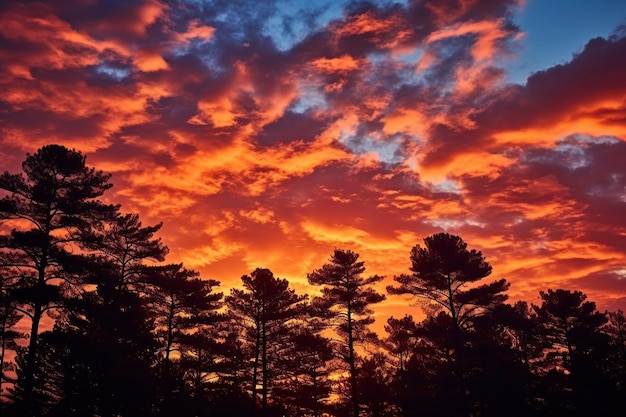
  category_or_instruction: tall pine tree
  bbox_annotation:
[226,268,308,417]
[0,144,116,415]
[308,249,385,417]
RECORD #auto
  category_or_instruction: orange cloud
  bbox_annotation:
[494,109,626,147]
[177,19,215,42]
[1,0,625,327]
[336,11,396,37]
[239,206,275,224]
[0,6,102,73]
[427,19,508,62]
[311,55,362,73]
[381,107,433,138]
[333,9,411,49]
[134,47,169,72]
[418,150,514,183]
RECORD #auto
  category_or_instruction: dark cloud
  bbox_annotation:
[257,111,337,146]
[478,32,626,132]
[564,269,626,311]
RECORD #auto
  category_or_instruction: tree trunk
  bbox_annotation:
[0,309,8,397]
[251,320,261,414]
[23,302,42,416]
[347,302,358,417]
[262,320,268,417]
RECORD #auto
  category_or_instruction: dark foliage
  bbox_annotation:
[308,249,385,417]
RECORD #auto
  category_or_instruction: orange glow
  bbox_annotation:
[1,0,625,335]
[494,114,626,147]
[134,47,169,72]
[179,19,215,41]
[336,11,397,37]
[418,151,514,182]
[312,55,362,73]
[381,107,432,138]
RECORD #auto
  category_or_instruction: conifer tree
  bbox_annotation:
[534,289,614,416]
[147,264,222,373]
[604,309,626,403]
[146,264,225,416]
[272,329,334,417]
[45,211,169,416]
[0,144,116,414]
[387,233,509,332]
[308,249,385,417]
[226,268,308,416]
[387,233,509,417]
[383,315,418,372]
[0,268,23,401]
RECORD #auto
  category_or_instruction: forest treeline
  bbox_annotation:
[1,144,625,417]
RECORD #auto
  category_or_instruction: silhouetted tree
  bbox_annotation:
[202,329,253,417]
[604,309,626,403]
[383,315,418,372]
[387,233,508,332]
[0,144,116,415]
[490,301,548,413]
[145,263,223,413]
[176,327,237,417]
[356,353,395,417]
[21,327,100,417]
[403,312,459,417]
[534,289,614,416]
[387,233,509,417]
[78,212,168,291]
[226,268,308,417]
[308,249,385,417]
[152,270,227,417]
[465,308,532,417]
[399,309,526,417]
[382,315,423,417]
[272,330,334,417]
[43,211,169,417]
[0,267,24,401]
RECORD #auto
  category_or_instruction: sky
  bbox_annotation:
[1,0,626,326]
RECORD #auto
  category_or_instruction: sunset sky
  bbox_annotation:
[1,0,625,325]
